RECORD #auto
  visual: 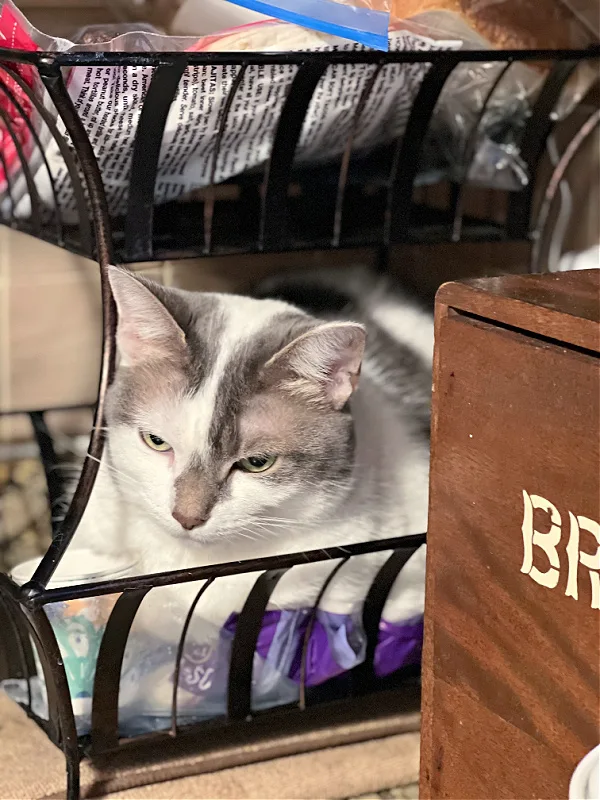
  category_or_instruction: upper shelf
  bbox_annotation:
[0,45,598,265]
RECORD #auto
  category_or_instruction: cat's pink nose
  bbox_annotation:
[172,510,208,530]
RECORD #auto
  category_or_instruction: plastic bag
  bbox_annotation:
[0,0,463,221]
[0,0,596,221]
[1,549,426,737]
[223,0,391,50]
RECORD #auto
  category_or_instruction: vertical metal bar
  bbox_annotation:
[21,605,80,792]
[298,558,349,710]
[26,57,115,593]
[0,76,64,244]
[530,108,600,273]
[90,589,149,753]
[332,64,384,248]
[29,411,64,531]
[124,59,187,262]
[384,57,457,245]
[171,577,215,735]
[260,62,327,251]
[0,106,42,234]
[0,587,34,710]
[204,64,247,254]
[227,570,286,721]
[2,62,92,253]
[506,59,578,239]
[0,146,15,224]
[352,546,421,694]
[451,61,513,242]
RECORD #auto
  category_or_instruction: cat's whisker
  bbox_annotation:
[85,452,140,487]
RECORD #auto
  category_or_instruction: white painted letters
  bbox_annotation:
[521,490,599,609]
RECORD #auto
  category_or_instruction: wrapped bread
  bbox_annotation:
[365,0,597,50]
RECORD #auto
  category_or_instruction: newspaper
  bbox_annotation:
[0,19,459,221]
[1,0,553,223]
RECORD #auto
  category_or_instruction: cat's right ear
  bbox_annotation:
[107,266,186,367]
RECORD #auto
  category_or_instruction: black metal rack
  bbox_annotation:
[0,43,599,800]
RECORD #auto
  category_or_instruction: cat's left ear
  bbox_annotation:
[107,266,186,367]
[264,321,366,410]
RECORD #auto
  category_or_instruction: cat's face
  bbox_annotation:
[104,268,365,547]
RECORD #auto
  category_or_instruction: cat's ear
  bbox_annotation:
[264,321,366,410]
[107,266,186,367]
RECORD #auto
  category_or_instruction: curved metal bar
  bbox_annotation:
[90,589,150,753]
[352,545,421,693]
[506,59,578,238]
[260,62,327,251]
[0,105,42,233]
[0,145,15,224]
[451,61,513,242]
[31,533,428,605]
[0,586,34,712]
[332,63,383,248]
[0,74,63,243]
[384,56,457,245]
[227,569,286,721]
[6,46,594,68]
[171,577,216,735]
[25,58,116,592]
[124,58,187,261]
[298,557,349,710]
[204,64,247,254]
[29,411,64,529]
[530,108,600,273]
[21,604,80,799]
[0,62,92,252]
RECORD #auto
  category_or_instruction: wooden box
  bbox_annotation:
[421,269,600,799]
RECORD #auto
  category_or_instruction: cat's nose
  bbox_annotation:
[172,509,209,530]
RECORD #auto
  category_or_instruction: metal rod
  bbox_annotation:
[1,48,597,68]
[333,63,383,248]
[506,59,578,238]
[1,62,93,253]
[227,570,286,721]
[299,558,349,709]
[124,59,187,261]
[21,605,80,783]
[171,577,216,735]
[260,62,327,250]
[90,589,150,753]
[0,105,42,234]
[0,74,63,244]
[204,64,247,254]
[530,108,600,273]
[25,58,115,593]
[0,145,15,224]
[353,546,420,692]
[29,411,64,532]
[26,534,427,606]
[384,57,457,244]
[451,61,513,242]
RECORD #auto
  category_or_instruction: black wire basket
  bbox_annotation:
[0,43,599,800]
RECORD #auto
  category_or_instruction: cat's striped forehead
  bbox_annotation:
[174,291,310,459]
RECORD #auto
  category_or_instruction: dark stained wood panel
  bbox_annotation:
[421,269,600,800]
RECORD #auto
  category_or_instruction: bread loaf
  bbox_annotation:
[389,0,596,50]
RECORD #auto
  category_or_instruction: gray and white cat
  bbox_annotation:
[71,265,432,625]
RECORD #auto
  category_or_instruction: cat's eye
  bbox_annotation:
[140,432,172,452]
[236,454,277,473]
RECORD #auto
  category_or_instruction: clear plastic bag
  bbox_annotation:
[221,0,391,50]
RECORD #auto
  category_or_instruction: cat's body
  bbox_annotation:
[71,266,432,629]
